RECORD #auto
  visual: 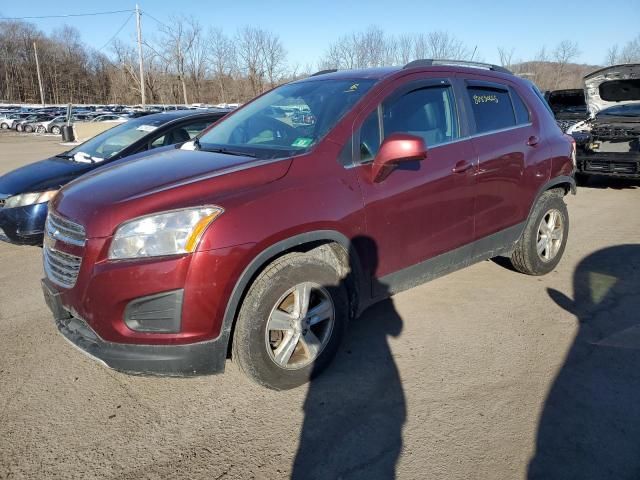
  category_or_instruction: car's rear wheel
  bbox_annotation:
[36,125,46,134]
[16,124,23,132]
[24,125,33,133]
[51,125,61,135]
[510,189,569,275]
[232,252,349,390]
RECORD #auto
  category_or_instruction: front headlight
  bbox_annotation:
[4,190,58,209]
[108,206,223,260]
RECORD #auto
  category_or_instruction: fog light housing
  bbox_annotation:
[123,290,184,333]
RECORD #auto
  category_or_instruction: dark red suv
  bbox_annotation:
[42,60,576,389]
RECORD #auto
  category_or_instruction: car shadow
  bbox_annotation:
[528,245,640,479]
[292,237,406,480]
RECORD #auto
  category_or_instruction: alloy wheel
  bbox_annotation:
[265,282,335,370]
[537,209,564,262]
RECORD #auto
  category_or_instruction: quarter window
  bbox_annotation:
[467,86,515,133]
[359,109,381,163]
[511,90,530,124]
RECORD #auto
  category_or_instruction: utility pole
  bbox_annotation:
[33,41,45,107]
[135,4,146,108]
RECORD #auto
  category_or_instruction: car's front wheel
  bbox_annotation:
[232,251,349,390]
[510,189,569,275]
[16,124,23,132]
[51,125,61,135]
[0,123,8,129]
[24,125,33,133]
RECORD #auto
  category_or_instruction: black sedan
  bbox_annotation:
[0,109,229,245]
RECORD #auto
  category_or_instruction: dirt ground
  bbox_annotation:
[0,131,639,480]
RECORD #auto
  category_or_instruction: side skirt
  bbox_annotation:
[373,222,524,299]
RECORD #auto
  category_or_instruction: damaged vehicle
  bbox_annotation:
[568,64,640,179]
[545,89,587,132]
[0,110,229,245]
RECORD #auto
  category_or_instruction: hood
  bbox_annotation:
[584,64,640,115]
[52,148,293,238]
[0,156,93,196]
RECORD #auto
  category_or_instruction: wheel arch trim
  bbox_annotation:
[218,230,365,357]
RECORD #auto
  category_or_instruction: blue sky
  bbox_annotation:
[2,0,639,67]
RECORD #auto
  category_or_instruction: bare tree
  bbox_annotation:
[207,28,235,103]
[605,45,620,66]
[236,26,266,96]
[497,47,515,70]
[261,30,287,88]
[552,40,581,89]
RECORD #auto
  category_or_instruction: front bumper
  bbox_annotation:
[0,202,48,245]
[577,154,640,178]
[42,279,228,376]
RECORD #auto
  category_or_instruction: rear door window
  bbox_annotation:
[467,85,516,133]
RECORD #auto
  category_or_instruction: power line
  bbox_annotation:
[0,9,133,21]
[141,11,170,30]
[97,12,135,52]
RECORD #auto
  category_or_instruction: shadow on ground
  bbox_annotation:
[529,245,640,479]
[292,238,406,480]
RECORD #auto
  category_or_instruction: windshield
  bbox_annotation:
[66,116,171,162]
[598,103,640,117]
[197,79,376,159]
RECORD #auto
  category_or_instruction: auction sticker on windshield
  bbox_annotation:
[292,137,313,147]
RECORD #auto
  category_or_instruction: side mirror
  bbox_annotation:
[371,133,427,183]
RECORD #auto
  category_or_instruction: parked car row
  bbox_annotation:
[0,112,132,135]
[2,60,635,390]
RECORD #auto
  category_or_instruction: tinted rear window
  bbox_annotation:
[467,86,515,133]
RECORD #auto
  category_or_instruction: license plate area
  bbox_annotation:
[41,280,71,320]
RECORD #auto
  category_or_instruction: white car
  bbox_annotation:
[0,114,27,130]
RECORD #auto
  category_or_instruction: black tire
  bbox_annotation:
[24,125,33,133]
[51,125,61,135]
[232,251,349,390]
[0,123,8,130]
[16,124,23,132]
[510,189,569,276]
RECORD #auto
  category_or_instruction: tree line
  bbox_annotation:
[1,18,639,105]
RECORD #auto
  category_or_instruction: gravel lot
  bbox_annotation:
[1,132,639,480]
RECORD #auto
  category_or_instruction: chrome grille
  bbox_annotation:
[43,241,82,288]
[46,212,86,246]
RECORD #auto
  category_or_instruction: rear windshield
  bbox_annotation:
[599,79,640,102]
[548,91,586,111]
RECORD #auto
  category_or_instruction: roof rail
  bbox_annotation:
[403,59,512,75]
[310,69,338,77]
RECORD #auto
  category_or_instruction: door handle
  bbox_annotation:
[452,160,473,174]
[527,135,540,147]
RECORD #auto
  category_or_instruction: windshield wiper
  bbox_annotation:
[55,153,73,159]
[201,147,257,158]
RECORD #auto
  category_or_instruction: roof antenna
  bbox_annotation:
[470,45,477,62]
